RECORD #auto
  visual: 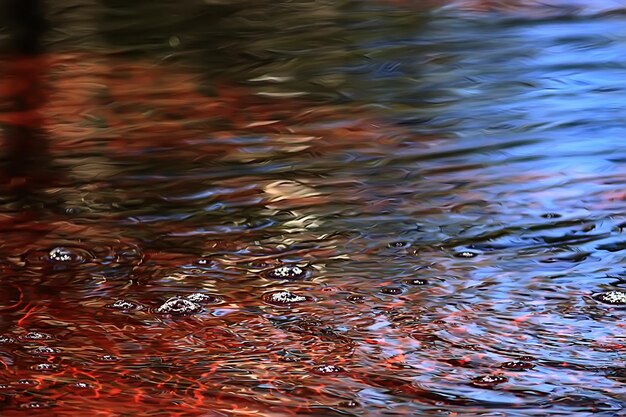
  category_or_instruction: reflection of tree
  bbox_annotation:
[0,0,57,200]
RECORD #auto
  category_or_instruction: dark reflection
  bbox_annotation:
[2,0,47,54]
[0,0,55,200]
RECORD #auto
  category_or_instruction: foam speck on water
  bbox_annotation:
[20,402,54,409]
[70,382,93,389]
[265,265,308,280]
[21,331,53,341]
[29,346,60,356]
[186,292,221,304]
[455,251,478,258]
[107,300,138,310]
[470,374,508,387]
[271,291,306,303]
[263,290,310,305]
[403,278,428,286]
[313,364,344,374]
[194,257,214,267]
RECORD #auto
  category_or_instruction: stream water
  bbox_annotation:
[0,1,625,415]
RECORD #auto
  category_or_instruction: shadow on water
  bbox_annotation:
[1,0,626,415]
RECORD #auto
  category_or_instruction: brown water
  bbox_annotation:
[1,1,626,416]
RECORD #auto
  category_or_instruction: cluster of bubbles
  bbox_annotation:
[257,264,314,306]
[592,290,626,306]
[104,292,225,315]
[48,247,76,263]
[155,293,222,315]
[8,240,622,409]
[156,297,203,315]
[186,293,220,303]
[40,246,91,268]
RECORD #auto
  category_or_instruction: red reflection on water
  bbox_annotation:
[0,50,414,415]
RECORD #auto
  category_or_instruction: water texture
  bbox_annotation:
[0,1,625,415]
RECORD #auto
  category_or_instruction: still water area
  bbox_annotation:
[0,1,625,415]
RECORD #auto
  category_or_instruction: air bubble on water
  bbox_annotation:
[97,354,119,362]
[387,241,409,248]
[592,290,626,306]
[70,381,93,389]
[20,402,54,409]
[156,297,202,315]
[248,260,275,269]
[15,379,39,386]
[347,294,366,303]
[64,207,82,215]
[263,290,311,305]
[30,363,59,372]
[499,361,535,371]
[380,287,403,295]
[194,257,214,267]
[277,349,307,362]
[263,264,308,280]
[470,374,508,388]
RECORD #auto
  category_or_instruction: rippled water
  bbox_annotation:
[1,1,626,415]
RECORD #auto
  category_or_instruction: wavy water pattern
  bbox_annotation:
[1,1,626,416]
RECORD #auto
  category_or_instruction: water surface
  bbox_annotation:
[0,1,625,415]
